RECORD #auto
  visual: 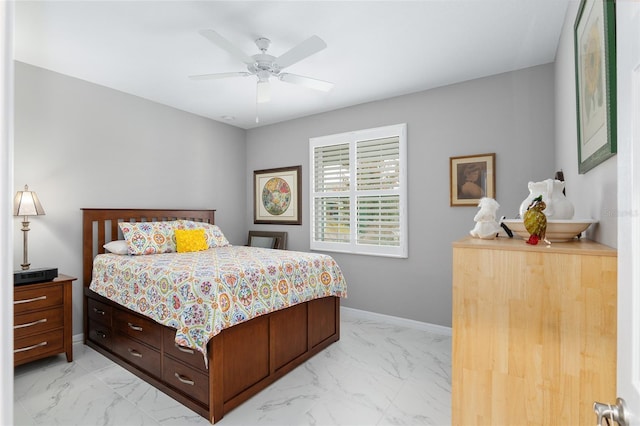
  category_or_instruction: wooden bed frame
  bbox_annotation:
[82,208,340,423]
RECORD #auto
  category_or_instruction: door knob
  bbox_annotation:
[594,398,628,426]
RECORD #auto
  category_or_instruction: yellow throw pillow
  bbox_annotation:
[175,229,208,253]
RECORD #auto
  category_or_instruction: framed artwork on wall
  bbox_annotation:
[254,165,302,225]
[574,0,616,174]
[450,153,495,207]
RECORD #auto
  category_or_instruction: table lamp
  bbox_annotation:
[13,185,46,270]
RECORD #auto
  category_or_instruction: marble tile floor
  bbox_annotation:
[13,309,451,426]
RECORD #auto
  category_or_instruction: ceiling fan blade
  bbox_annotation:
[189,72,251,80]
[274,35,327,69]
[279,73,334,92]
[199,29,255,65]
[256,80,271,103]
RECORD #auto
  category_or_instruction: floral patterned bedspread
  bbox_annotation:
[89,246,347,364]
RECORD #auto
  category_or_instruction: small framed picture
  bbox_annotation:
[254,165,302,225]
[450,153,495,206]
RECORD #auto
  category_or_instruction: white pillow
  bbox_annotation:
[103,240,129,255]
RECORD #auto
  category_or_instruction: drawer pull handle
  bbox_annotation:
[93,308,106,315]
[174,373,195,386]
[127,348,142,358]
[96,330,107,339]
[175,344,194,354]
[127,322,143,332]
[14,318,47,329]
[14,295,47,305]
[14,341,47,353]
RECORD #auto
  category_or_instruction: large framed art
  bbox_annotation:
[450,153,495,207]
[574,0,616,174]
[254,165,302,225]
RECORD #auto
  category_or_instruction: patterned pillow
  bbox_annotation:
[175,229,208,253]
[175,220,230,248]
[119,221,177,255]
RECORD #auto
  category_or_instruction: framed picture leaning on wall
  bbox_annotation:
[574,0,616,174]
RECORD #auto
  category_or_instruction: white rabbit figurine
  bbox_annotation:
[470,197,501,239]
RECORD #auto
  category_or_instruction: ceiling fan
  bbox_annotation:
[189,30,334,104]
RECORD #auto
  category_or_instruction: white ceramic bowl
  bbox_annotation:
[501,219,597,242]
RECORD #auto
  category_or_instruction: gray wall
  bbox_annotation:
[246,64,556,327]
[16,52,607,333]
[13,62,247,336]
[554,1,617,248]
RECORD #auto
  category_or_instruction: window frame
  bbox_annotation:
[309,123,408,258]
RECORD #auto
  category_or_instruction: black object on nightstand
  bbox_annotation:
[14,267,58,286]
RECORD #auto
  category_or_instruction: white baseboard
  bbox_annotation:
[73,333,84,344]
[340,306,452,336]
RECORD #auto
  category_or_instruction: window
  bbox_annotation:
[310,123,407,258]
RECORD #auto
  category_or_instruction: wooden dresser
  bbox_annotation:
[14,274,76,366]
[452,237,617,425]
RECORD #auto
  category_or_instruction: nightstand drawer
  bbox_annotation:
[162,327,207,371]
[88,298,112,326]
[114,310,162,349]
[14,283,63,314]
[163,356,209,405]
[88,319,113,351]
[113,334,161,377]
[14,329,64,364]
[14,307,64,339]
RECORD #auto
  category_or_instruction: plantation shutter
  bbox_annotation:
[310,124,407,257]
[356,136,401,247]
[312,143,350,243]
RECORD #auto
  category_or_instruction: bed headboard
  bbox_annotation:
[81,208,216,287]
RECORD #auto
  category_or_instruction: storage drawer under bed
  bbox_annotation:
[112,333,162,378]
[114,309,162,349]
[163,355,209,406]
[87,319,113,351]
[162,327,207,371]
[88,298,113,326]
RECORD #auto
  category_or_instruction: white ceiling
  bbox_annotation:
[15,1,570,130]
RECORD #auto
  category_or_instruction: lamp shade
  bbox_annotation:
[13,185,45,217]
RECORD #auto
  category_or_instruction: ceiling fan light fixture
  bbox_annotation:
[256,80,271,103]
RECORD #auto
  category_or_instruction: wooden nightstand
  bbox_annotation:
[14,274,76,366]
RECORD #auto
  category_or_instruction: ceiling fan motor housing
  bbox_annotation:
[248,53,281,78]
